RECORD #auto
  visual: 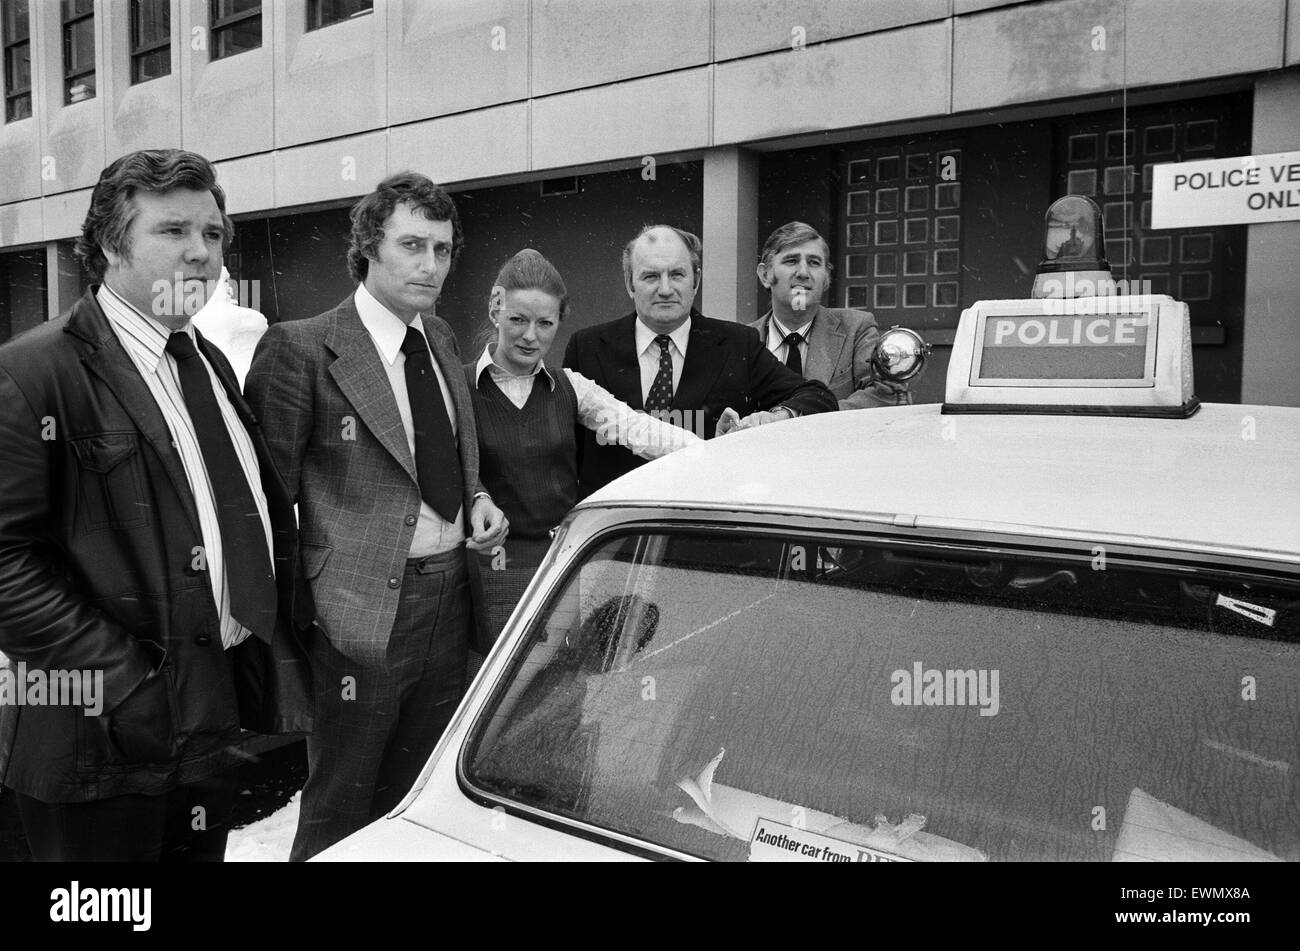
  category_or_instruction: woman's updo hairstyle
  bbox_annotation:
[490,248,570,321]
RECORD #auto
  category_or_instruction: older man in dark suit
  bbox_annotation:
[0,149,312,862]
[246,172,508,861]
[563,224,837,496]
[749,221,911,410]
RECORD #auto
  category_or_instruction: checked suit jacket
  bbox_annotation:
[748,304,910,410]
[245,293,489,665]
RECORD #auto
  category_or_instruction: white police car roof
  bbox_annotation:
[582,404,1300,567]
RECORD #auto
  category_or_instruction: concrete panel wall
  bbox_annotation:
[1242,70,1300,407]
[273,131,388,209]
[530,0,711,97]
[701,147,758,321]
[1289,0,1300,65]
[273,1,387,148]
[954,0,1126,113]
[532,69,709,170]
[715,22,951,145]
[389,102,529,184]
[1125,0,1286,87]
[0,121,43,206]
[181,0,275,161]
[43,189,93,242]
[103,0,182,158]
[36,0,104,195]
[714,0,949,60]
[0,199,44,249]
[389,0,529,123]
[1,0,1296,254]
[954,0,1032,12]
[216,153,277,215]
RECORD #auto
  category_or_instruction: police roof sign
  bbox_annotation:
[1151,151,1300,228]
[945,296,1197,417]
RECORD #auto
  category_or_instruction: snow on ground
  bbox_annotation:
[225,791,300,862]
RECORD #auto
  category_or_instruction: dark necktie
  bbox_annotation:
[784,331,804,376]
[644,334,675,414]
[165,331,277,643]
[400,326,463,523]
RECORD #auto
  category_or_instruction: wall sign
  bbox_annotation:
[1151,151,1300,228]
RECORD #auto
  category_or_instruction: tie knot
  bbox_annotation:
[785,331,803,347]
[401,326,428,358]
[165,331,199,360]
[655,335,673,354]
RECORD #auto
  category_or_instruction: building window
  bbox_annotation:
[840,139,964,319]
[62,0,96,103]
[1058,97,1247,316]
[211,0,261,60]
[307,0,372,32]
[3,0,32,121]
[130,0,171,85]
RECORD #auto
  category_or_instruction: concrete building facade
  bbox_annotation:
[2,0,1298,405]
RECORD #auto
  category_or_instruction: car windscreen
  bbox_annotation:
[462,528,1300,862]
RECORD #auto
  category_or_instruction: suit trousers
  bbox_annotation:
[290,549,471,861]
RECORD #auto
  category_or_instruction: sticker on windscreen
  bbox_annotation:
[749,818,911,863]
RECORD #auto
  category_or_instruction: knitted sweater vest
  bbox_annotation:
[465,365,578,539]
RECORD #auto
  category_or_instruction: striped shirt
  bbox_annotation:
[98,284,273,649]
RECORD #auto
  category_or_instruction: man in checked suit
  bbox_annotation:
[563,224,836,497]
[749,222,911,410]
[246,172,508,861]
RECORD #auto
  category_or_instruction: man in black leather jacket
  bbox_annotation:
[0,149,313,861]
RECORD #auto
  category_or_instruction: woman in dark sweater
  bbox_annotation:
[465,249,700,644]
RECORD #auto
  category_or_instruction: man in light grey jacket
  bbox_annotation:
[749,221,910,410]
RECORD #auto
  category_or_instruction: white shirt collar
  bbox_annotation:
[97,283,194,375]
[474,343,556,390]
[635,315,692,358]
[769,311,815,348]
[355,282,426,366]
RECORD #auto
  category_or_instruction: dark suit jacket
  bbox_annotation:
[748,304,910,410]
[245,294,490,664]
[563,311,837,495]
[0,289,313,803]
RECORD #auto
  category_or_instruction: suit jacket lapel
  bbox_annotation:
[595,313,645,409]
[325,298,418,484]
[673,315,726,410]
[805,306,848,383]
[70,295,202,537]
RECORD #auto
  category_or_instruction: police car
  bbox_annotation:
[318,288,1299,863]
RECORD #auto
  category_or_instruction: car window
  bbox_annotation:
[463,529,1300,862]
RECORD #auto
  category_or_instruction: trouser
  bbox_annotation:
[15,773,235,862]
[290,549,471,862]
